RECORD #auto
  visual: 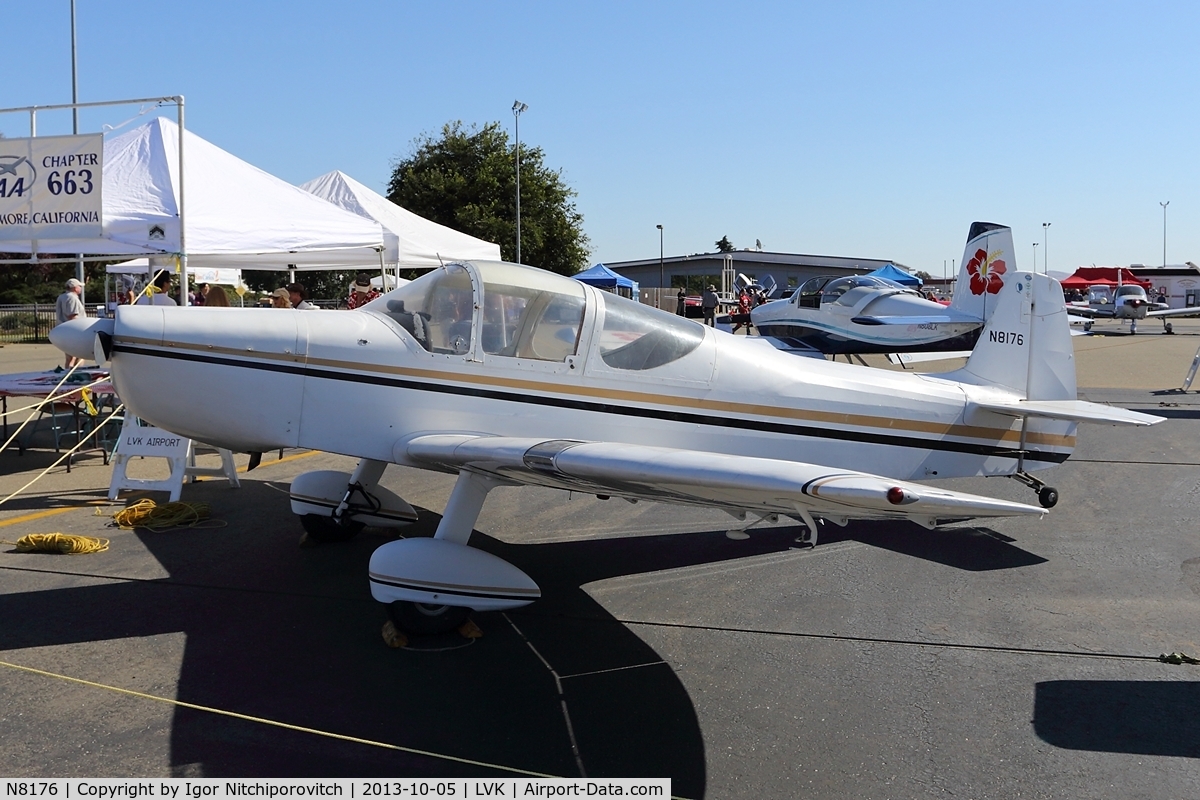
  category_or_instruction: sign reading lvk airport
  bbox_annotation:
[0,133,103,240]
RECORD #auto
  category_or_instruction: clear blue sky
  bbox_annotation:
[4,1,1196,278]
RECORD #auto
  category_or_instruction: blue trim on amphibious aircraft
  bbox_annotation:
[112,343,1070,465]
[753,320,982,355]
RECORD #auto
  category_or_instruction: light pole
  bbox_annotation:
[1032,242,1039,274]
[1161,201,1170,268]
[1042,222,1051,275]
[71,0,85,300]
[656,224,664,308]
[512,100,528,264]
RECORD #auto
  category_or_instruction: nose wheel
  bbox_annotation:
[1037,486,1059,509]
[1010,471,1059,509]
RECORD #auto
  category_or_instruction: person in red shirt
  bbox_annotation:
[732,290,752,333]
[346,273,381,310]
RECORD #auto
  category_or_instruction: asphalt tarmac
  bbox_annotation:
[1,323,1199,798]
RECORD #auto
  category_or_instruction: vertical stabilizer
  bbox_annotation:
[949,222,1016,324]
[948,271,1076,401]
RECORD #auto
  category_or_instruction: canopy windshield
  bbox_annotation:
[367,261,587,362]
[820,275,909,307]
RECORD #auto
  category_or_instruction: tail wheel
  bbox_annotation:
[1038,487,1059,509]
[300,514,365,542]
[388,600,470,635]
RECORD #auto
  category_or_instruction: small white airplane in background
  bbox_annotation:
[751,222,1016,356]
[53,259,1160,635]
[1067,282,1200,334]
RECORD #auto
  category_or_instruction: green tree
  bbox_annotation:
[241,268,356,302]
[715,236,734,253]
[387,121,589,276]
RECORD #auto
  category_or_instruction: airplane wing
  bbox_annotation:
[968,398,1163,426]
[1147,306,1200,319]
[405,434,1046,527]
[756,336,827,359]
[1063,305,1114,319]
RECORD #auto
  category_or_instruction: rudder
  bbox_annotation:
[949,222,1016,324]
[948,271,1076,402]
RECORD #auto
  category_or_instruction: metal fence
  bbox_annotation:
[0,304,106,344]
[0,300,361,343]
[0,304,57,344]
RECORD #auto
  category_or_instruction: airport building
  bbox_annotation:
[602,249,911,306]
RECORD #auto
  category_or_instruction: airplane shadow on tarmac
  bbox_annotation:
[0,479,1046,793]
[1034,680,1200,758]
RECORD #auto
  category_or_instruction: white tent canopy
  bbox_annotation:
[105,257,240,286]
[300,170,500,270]
[4,118,386,270]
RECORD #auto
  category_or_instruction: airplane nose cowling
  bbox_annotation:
[49,316,114,360]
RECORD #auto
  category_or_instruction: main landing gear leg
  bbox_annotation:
[1009,471,1059,509]
[386,470,506,636]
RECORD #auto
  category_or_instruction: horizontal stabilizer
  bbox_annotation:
[886,351,971,365]
[968,398,1163,426]
[404,434,1046,523]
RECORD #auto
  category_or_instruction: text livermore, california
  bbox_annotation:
[0,133,104,241]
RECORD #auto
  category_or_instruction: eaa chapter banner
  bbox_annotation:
[0,132,103,240]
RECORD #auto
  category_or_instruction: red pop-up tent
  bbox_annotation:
[1060,267,1151,290]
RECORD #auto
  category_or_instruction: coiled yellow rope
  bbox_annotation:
[111,499,222,531]
[4,533,110,554]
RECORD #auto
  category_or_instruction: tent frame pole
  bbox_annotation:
[177,98,187,306]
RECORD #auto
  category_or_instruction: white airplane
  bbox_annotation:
[751,222,1016,355]
[52,259,1160,635]
[1067,282,1200,334]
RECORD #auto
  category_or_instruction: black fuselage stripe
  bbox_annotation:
[369,576,539,601]
[113,343,1069,464]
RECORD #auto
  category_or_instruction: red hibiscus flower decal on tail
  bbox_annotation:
[966,247,1007,295]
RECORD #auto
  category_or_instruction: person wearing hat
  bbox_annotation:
[346,272,380,310]
[287,282,315,310]
[270,287,293,309]
[135,270,178,306]
[55,277,86,368]
[701,284,719,327]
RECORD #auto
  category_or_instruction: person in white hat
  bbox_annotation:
[346,272,380,310]
[55,278,86,368]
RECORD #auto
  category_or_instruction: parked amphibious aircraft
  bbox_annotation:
[752,222,1016,355]
[53,257,1159,634]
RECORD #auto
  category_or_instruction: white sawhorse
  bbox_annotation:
[108,415,239,502]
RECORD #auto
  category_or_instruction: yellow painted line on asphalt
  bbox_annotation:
[0,506,84,529]
[0,658,559,779]
[2,452,323,518]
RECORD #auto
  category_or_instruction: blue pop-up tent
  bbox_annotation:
[574,263,640,298]
[865,263,921,287]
